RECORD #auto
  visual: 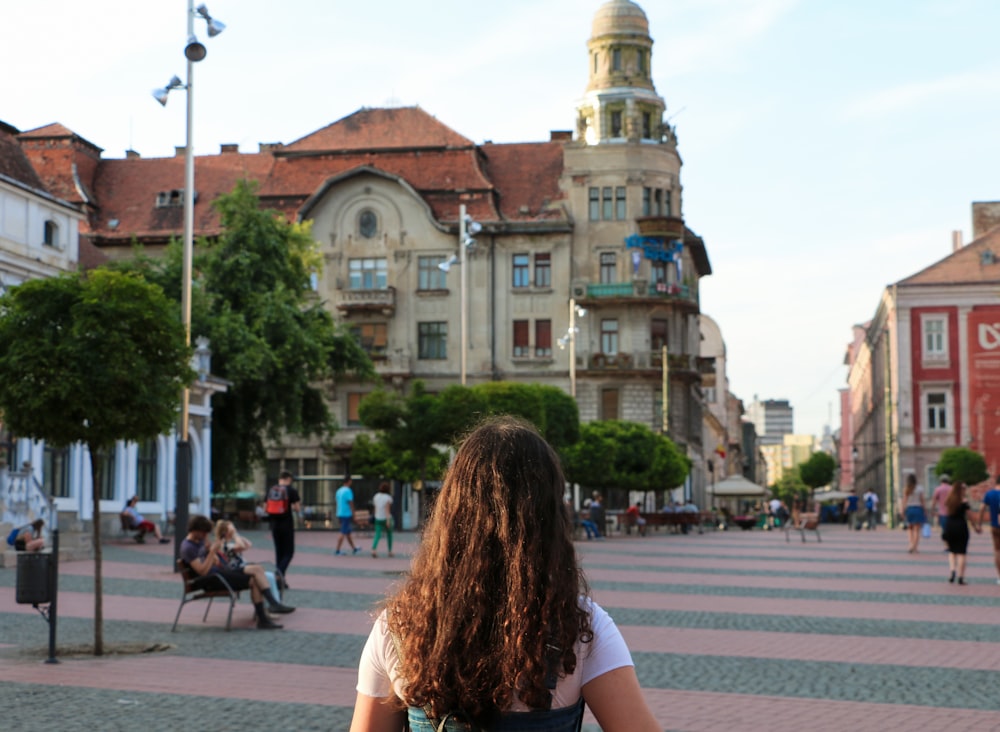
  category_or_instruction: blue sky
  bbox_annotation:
[6,0,1000,438]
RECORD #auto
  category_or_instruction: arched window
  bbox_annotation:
[43,220,60,248]
[137,439,158,502]
[359,210,378,239]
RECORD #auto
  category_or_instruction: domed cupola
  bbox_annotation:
[576,0,667,146]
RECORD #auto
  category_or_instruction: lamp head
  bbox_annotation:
[185,35,207,62]
[438,255,458,273]
[196,4,226,36]
[466,220,483,236]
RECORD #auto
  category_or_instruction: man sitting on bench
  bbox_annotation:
[122,496,170,544]
[180,514,294,630]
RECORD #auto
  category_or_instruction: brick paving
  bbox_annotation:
[2,524,999,731]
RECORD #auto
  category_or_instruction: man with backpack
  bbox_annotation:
[266,471,300,585]
[863,489,879,530]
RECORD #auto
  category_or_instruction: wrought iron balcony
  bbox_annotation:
[336,287,396,316]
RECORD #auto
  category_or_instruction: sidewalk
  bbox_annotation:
[2,524,998,731]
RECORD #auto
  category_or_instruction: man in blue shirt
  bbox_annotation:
[335,478,361,555]
[843,492,859,530]
[977,476,1000,585]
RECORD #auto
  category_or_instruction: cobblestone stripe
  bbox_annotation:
[592,587,1000,623]
[0,591,379,635]
[639,687,1000,732]
[617,626,1000,670]
[631,653,999,710]
[588,577,1000,606]
[605,606,1000,642]
[584,558,998,582]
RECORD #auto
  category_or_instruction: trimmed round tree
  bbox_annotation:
[0,269,192,655]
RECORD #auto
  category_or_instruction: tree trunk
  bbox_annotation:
[89,443,104,656]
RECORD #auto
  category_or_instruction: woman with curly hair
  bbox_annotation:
[350,416,657,731]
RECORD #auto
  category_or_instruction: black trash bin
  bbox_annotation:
[16,552,52,605]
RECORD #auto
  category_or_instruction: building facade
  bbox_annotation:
[10,1,714,510]
[847,207,1000,520]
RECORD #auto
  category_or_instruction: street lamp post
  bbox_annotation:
[559,299,586,397]
[154,1,224,559]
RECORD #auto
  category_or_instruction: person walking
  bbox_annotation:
[931,473,953,539]
[942,481,982,584]
[977,476,1000,585]
[862,488,879,530]
[371,482,394,558]
[349,416,659,732]
[335,477,361,555]
[266,470,300,586]
[900,473,927,553]
[843,491,859,530]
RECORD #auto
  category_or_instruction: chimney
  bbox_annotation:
[125,149,140,160]
[175,146,186,157]
[550,130,572,142]
[971,201,1000,239]
[258,142,284,152]
[220,143,239,154]
[952,230,963,252]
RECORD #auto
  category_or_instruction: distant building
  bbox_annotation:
[747,398,794,446]
[847,205,1000,520]
[7,1,715,516]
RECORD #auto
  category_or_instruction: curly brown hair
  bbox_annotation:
[385,415,592,726]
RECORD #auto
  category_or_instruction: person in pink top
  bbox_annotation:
[931,474,952,535]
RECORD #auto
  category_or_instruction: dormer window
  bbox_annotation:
[155,189,188,208]
[359,210,378,239]
[43,220,60,249]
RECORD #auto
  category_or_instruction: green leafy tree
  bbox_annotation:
[771,466,808,505]
[799,451,836,500]
[112,181,374,489]
[0,270,192,655]
[562,420,689,503]
[467,382,580,449]
[935,447,989,486]
[354,382,452,483]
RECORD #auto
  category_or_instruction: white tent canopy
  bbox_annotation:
[709,474,768,497]
[813,490,853,503]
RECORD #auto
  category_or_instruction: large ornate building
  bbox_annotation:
[7,0,715,519]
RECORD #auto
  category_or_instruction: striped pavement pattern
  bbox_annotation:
[1,522,998,731]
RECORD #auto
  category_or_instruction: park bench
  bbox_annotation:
[119,512,146,543]
[172,560,241,632]
[353,509,373,533]
[641,512,701,533]
[786,512,821,543]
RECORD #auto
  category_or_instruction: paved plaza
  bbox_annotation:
[1,522,999,731]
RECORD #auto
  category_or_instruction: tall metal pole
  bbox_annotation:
[569,298,577,397]
[175,0,196,561]
[459,204,468,385]
[661,344,669,433]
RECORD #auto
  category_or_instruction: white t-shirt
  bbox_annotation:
[372,492,393,521]
[356,598,633,711]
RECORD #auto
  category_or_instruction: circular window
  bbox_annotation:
[359,210,378,239]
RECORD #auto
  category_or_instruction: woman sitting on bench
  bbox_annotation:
[122,496,169,544]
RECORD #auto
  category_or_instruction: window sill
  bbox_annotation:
[416,289,450,297]
[921,358,950,369]
[512,287,554,295]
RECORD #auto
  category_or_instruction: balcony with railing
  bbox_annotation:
[586,350,701,375]
[582,280,697,307]
[336,287,396,316]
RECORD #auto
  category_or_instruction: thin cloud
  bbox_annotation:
[842,68,1000,120]
[662,0,799,77]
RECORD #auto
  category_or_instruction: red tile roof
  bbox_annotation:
[480,142,566,220]
[0,126,45,191]
[283,107,473,152]
[18,108,571,248]
[898,226,1000,287]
